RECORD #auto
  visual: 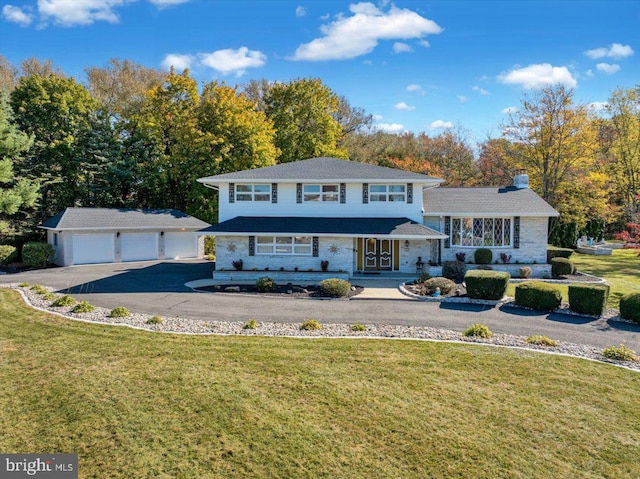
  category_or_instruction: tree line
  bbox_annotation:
[0,56,638,248]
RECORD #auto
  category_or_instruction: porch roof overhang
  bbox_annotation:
[199,216,447,239]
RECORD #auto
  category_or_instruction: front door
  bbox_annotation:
[364,238,393,271]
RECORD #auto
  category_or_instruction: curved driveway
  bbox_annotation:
[2,260,638,351]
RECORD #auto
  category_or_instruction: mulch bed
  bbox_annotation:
[196,283,364,299]
[404,280,467,299]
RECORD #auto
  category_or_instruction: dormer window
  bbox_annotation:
[236,184,271,202]
[370,184,406,202]
[303,184,339,202]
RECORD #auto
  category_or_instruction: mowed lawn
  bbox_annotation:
[506,249,640,309]
[1,289,639,478]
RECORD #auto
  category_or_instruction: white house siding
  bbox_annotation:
[215,235,354,275]
[218,183,426,223]
[399,240,434,274]
[440,216,548,264]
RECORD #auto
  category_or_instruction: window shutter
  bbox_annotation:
[249,236,255,256]
[340,183,346,204]
[362,183,368,204]
[513,217,520,249]
[312,237,319,257]
[407,183,413,204]
[229,183,235,203]
[444,216,451,249]
[271,183,278,203]
[296,183,302,203]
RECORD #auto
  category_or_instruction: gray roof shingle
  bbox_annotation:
[198,157,442,183]
[200,216,446,238]
[41,208,211,230]
[423,187,559,217]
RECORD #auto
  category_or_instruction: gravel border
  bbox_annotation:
[3,283,639,372]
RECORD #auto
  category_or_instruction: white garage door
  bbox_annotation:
[121,233,159,262]
[164,232,198,259]
[72,234,115,265]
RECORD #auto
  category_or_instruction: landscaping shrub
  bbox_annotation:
[455,252,466,262]
[474,248,493,265]
[568,283,610,316]
[442,261,466,281]
[21,242,55,268]
[256,276,277,292]
[526,335,559,347]
[72,301,95,313]
[29,284,49,295]
[519,266,532,279]
[619,292,640,323]
[417,272,431,283]
[146,316,162,325]
[300,319,322,331]
[0,245,17,265]
[243,319,259,330]
[52,295,75,307]
[464,270,510,300]
[515,282,562,311]
[320,260,329,272]
[232,259,243,271]
[318,278,351,297]
[351,323,367,332]
[42,292,55,301]
[463,323,493,338]
[602,344,638,362]
[18,282,29,288]
[108,306,130,318]
[547,245,574,263]
[551,257,575,277]
[422,277,455,295]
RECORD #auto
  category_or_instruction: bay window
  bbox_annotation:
[450,217,512,247]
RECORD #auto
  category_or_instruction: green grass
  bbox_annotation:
[1,289,639,478]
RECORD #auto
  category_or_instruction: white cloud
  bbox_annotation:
[588,101,608,111]
[376,122,406,134]
[429,120,453,130]
[161,53,195,71]
[149,0,190,6]
[457,95,469,103]
[2,5,33,26]
[199,47,266,76]
[292,2,443,61]
[584,43,634,59]
[406,83,424,94]
[418,39,430,48]
[372,114,384,121]
[596,62,620,75]
[393,42,412,53]
[296,5,307,17]
[498,63,577,89]
[585,69,594,77]
[472,85,490,96]
[501,106,517,114]
[395,101,415,111]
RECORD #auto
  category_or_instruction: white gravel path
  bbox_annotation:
[4,283,639,372]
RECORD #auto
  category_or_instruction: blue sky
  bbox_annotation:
[1,0,638,143]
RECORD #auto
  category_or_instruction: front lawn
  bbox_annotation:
[1,289,639,478]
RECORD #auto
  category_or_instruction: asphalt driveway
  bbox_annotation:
[1,260,639,351]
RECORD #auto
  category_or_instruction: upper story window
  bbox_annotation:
[370,184,406,202]
[256,236,312,255]
[451,217,512,247]
[303,184,339,202]
[236,184,270,202]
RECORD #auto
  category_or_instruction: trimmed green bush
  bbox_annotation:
[72,301,95,313]
[243,319,259,330]
[52,295,75,307]
[474,248,493,265]
[300,319,322,331]
[29,284,49,295]
[619,292,640,323]
[146,316,162,325]
[18,282,30,288]
[442,261,466,281]
[551,257,574,277]
[515,282,562,311]
[108,306,130,318]
[519,266,532,279]
[568,283,610,316]
[351,323,367,332]
[21,242,55,268]
[602,344,638,362]
[417,272,431,283]
[0,245,17,265]
[422,277,455,295]
[463,323,493,338]
[42,292,55,301]
[547,245,574,263]
[526,335,559,347]
[318,278,351,297]
[256,276,277,292]
[464,270,510,300]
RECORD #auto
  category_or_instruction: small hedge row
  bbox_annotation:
[442,261,466,281]
[547,245,574,263]
[22,242,55,268]
[515,282,562,311]
[568,284,609,316]
[620,292,640,323]
[318,278,351,298]
[464,270,510,300]
[551,257,575,277]
[474,248,493,265]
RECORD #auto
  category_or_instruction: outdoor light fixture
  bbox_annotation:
[116,232,120,238]
[160,231,164,237]
[404,240,410,248]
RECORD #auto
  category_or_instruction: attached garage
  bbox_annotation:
[72,233,115,265]
[41,207,210,266]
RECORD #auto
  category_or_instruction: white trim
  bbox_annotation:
[39,226,204,231]
[199,178,442,185]
[200,231,446,239]
[424,211,559,217]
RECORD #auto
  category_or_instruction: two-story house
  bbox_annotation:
[198,157,559,278]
